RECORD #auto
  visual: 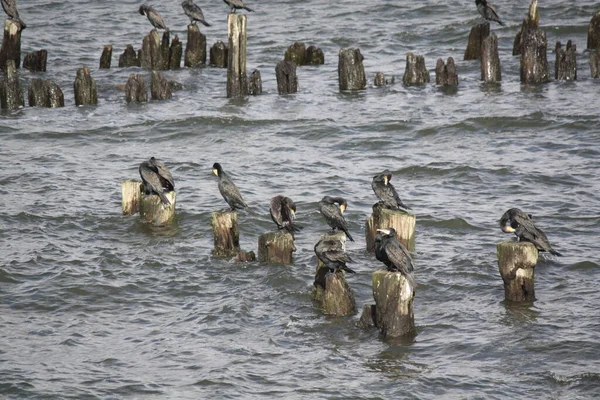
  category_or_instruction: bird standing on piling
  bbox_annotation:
[1,0,26,29]
[499,208,562,256]
[314,237,355,290]
[270,195,300,237]
[139,4,169,31]
[181,0,211,27]
[372,169,411,211]
[375,228,416,288]
[139,157,174,205]
[223,0,253,13]
[475,0,505,26]
[212,163,248,211]
[318,196,354,242]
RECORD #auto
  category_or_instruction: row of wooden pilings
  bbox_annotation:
[122,178,544,338]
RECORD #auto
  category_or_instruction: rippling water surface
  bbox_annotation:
[2,0,600,398]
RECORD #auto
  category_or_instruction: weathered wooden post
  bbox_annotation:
[513,0,539,56]
[275,60,298,94]
[464,23,490,61]
[591,50,600,79]
[74,67,98,106]
[140,191,176,225]
[121,180,143,216]
[248,69,262,95]
[150,71,172,100]
[0,19,22,70]
[125,74,148,103]
[23,50,47,72]
[338,48,366,91]
[184,25,207,68]
[481,33,501,83]
[435,57,458,86]
[587,10,600,50]
[28,79,64,107]
[497,241,538,302]
[520,28,549,84]
[306,45,324,65]
[555,40,576,80]
[258,230,295,264]
[211,211,241,257]
[0,60,23,109]
[119,45,141,68]
[210,41,228,67]
[402,53,429,85]
[99,45,112,69]
[227,14,248,97]
[366,206,415,252]
[160,32,170,70]
[373,72,394,86]
[169,35,182,69]
[368,269,415,337]
[284,42,306,66]
[140,30,164,70]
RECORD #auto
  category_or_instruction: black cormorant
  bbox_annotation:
[375,228,416,288]
[139,4,169,31]
[475,0,505,26]
[181,0,210,27]
[499,208,562,256]
[212,163,248,211]
[314,237,355,290]
[318,196,354,241]
[372,169,410,210]
[1,0,26,29]
[223,0,253,13]
[270,195,300,237]
[139,157,174,205]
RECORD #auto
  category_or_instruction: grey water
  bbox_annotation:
[1,0,600,398]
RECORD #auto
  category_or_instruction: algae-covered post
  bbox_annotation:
[150,71,172,100]
[402,53,429,85]
[305,45,324,65]
[464,23,490,61]
[210,41,228,67]
[370,269,415,337]
[125,74,148,103]
[99,45,112,69]
[23,50,47,72]
[140,191,176,225]
[481,33,501,83]
[227,14,248,98]
[74,67,98,106]
[169,35,182,69]
[275,60,298,94]
[0,19,22,70]
[184,24,206,67]
[248,69,262,95]
[520,28,549,84]
[258,230,295,264]
[513,0,539,56]
[435,57,458,86]
[211,210,241,257]
[0,60,23,109]
[119,45,141,68]
[587,10,600,50]
[284,42,306,66]
[497,241,538,302]
[121,180,143,216]
[365,206,415,253]
[28,79,64,108]
[555,40,577,81]
[338,48,366,91]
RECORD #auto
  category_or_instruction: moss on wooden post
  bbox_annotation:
[121,180,143,216]
[99,45,112,69]
[481,32,501,83]
[211,210,240,257]
[497,241,538,302]
[140,191,176,225]
[366,206,415,252]
[258,230,295,264]
[371,270,415,337]
[0,20,22,70]
[284,42,306,65]
[227,14,248,97]
[23,50,47,72]
[338,48,366,90]
[306,45,324,65]
[74,67,98,106]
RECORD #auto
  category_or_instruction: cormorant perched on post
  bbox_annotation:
[314,237,355,290]
[139,157,174,205]
[270,195,300,237]
[223,0,253,13]
[212,163,248,211]
[499,208,562,256]
[139,4,169,31]
[318,196,354,241]
[475,0,505,26]
[372,169,411,210]
[181,0,210,26]
[375,228,416,288]
[1,0,26,29]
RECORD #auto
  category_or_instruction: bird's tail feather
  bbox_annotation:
[159,192,171,205]
[201,20,211,27]
[342,265,356,274]
[244,6,254,12]
[344,229,355,242]
[550,249,563,256]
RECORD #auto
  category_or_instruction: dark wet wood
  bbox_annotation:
[125,74,148,103]
[211,210,241,258]
[0,19,22,70]
[464,23,490,61]
[227,14,248,98]
[338,48,366,90]
[306,45,324,65]
[118,45,141,68]
[0,60,23,109]
[365,206,416,253]
[258,230,295,264]
[591,50,600,79]
[435,57,458,86]
[497,241,538,302]
[185,24,207,68]
[275,60,298,94]
[121,180,143,216]
[209,41,228,68]
[73,67,98,106]
[555,40,577,81]
[402,52,430,85]
[99,45,112,69]
[248,69,262,95]
[284,42,306,66]
[357,304,377,329]
[587,10,600,50]
[371,270,415,337]
[23,50,47,72]
[140,30,164,70]
[481,33,501,83]
[520,28,549,84]
[150,71,172,100]
[140,191,176,226]
[169,35,182,70]
[513,0,540,56]
[28,79,64,108]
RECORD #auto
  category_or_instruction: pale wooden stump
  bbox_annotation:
[497,241,538,302]
[140,191,176,225]
[481,33,501,83]
[366,206,415,252]
[211,210,240,257]
[227,14,248,98]
[0,19,22,70]
[258,230,295,264]
[371,270,415,337]
[121,180,143,216]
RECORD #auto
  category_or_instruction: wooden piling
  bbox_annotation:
[587,10,600,50]
[0,60,23,110]
[357,304,377,328]
[28,79,64,108]
[209,41,228,68]
[481,33,501,83]
[591,50,600,79]
[435,57,458,86]
[118,45,141,68]
[160,32,170,70]
[338,48,366,91]
[150,71,172,100]
[520,28,549,84]
[169,35,182,70]
[211,210,241,257]
[306,45,324,65]
[140,191,176,226]
[23,50,47,72]
[227,14,248,98]
[74,67,98,106]
[99,45,112,69]
[464,23,490,61]
[402,53,430,85]
[284,42,306,66]
[140,30,164,70]
[497,241,538,302]
[374,72,386,87]
[0,19,22,70]
[121,180,143,216]
[125,74,148,103]
[555,40,577,81]
[513,0,539,56]
[248,69,262,95]
[370,269,415,337]
[184,24,207,68]
[366,206,416,252]
[275,60,298,94]
[258,230,295,264]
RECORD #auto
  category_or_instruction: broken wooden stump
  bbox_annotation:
[338,48,366,91]
[169,35,182,69]
[125,73,148,103]
[140,190,176,226]
[150,71,172,100]
[306,45,324,65]
[366,205,415,252]
[513,0,540,56]
[587,10,600,50]
[464,23,490,61]
[227,14,248,98]
[497,241,538,302]
[28,79,64,108]
[373,72,394,86]
[435,57,458,86]
[140,30,165,70]
[357,304,377,328]
[555,40,577,80]
[275,60,298,94]
[118,45,141,68]
[258,230,295,264]
[211,210,241,258]
[481,32,501,83]
[402,52,429,85]
[121,180,143,216]
[0,60,23,110]
[520,28,549,84]
[99,45,112,69]
[284,42,306,66]
[248,69,262,95]
[74,67,98,106]
[210,41,228,67]
[185,24,207,68]
[235,250,256,263]
[591,50,600,79]
[23,50,47,72]
[0,19,22,70]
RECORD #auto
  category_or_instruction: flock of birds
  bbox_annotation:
[137,157,562,292]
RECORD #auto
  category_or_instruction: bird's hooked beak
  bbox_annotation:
[212,168,218,176]
[291,210,296,218]
[377,228,391,235]
[383,176,389,185]
[501,225,515,233]
[339,203,347,214]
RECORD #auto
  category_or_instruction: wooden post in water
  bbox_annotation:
[591,49,600,79]
[587,10,600,50]
[0,20,22,70]
[435,57,458,86]
[513,0,539,56]
[369,269,415,337]
[28,79,64,108]
[0,60,23,110]
[275,60,298,94]
[373,72,393,86]
[464,23,490,61]
[140,191,176,225]
[555,41,577,80]
[306,45,324,65]
[338,48,366,90]
[74,67,98,106]
[125,74,148,103]
[119,45,141,67]
[211,210,241,257]
[402,53,429,85]
[497,241,538,302]
[210,41,228,67]
[258,230,295,264]
[284,42,306,66]
[140,30,164,70]
[365,205,415,252]
[169,35,182,69]
[184,25,207,67]
[481,33,501,83]
[23,50,47,72]
[248,69,262,95]
[121,180,143,216]
[99,45,112,69]
[520,28,549,84]
[227,14,248,98]
[150,71,172,100]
